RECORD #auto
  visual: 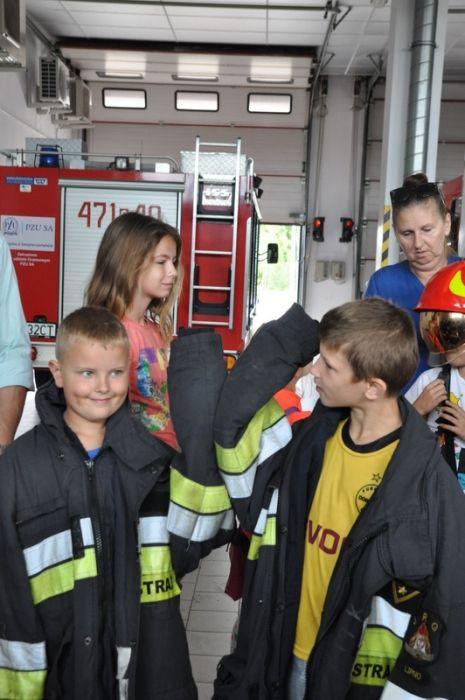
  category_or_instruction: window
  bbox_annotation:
[102,89,146,109]
[247,93,292,114]
[175,91,219,112]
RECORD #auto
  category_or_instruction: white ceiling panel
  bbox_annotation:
[170,17,266,31]
[67,11,173,30]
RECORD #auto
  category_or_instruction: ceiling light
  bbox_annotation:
[96,71,144,79]
[247,76,294,85]
[172,73,219,82]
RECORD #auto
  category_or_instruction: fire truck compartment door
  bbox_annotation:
[59,180,182,319]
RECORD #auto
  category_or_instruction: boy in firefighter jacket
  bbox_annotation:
[0,306,231,700]
[213,299,465,699]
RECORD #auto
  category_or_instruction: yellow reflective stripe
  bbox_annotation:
[30,547,97,605]
[0,667,46,699]
[351,626,402,688]
[216,399,285,474]
[170,468,231,514]
[248,516,276,561]
[139,545,181,603]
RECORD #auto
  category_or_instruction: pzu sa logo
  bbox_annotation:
[2,217,19,235]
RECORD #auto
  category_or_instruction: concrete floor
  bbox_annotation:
[16,391,239,698]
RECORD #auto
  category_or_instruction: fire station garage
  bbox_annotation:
[1,1,465,698]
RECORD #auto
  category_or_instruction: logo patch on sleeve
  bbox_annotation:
[404,610,443,663]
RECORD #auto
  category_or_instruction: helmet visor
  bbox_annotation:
[420,310,465,356]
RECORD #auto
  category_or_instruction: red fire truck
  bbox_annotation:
[0,137,261,373]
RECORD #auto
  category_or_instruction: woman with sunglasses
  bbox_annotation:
[365,173,459,389]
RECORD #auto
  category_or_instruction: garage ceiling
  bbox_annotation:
[24,1,465,87]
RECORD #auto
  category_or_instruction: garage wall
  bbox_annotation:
[359,80,465,294]
[88,82,309,223]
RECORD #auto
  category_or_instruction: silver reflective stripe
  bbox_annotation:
[222,417,292,499]
[23,518,95,577]
[268,489,279,515]
[167,504,235,541]
[258,416,292,465]
[0,639,46,671]
[381,681,447,699]
[80,517,94,547]
[138,516,169,545]
[367,596,411,638]
[222,461,258,499]
[116,646,132,700]
[253,489,279,536]
[23,530,72,576]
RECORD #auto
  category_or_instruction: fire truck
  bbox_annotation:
[0,137,262,373]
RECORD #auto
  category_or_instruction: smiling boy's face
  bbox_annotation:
[49,336,129,436]
[309,342,367,408]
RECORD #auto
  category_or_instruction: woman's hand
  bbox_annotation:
[412,378,447,416]
[437,401,465,441]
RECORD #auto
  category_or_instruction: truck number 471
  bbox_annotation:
[78,201,161,228]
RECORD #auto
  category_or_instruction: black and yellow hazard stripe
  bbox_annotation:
[381,205,391,267]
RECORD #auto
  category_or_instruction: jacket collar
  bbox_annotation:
[36,379,173,470]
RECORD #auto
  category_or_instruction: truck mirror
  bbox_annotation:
[267,243,278,264]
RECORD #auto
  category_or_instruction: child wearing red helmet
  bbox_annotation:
[406,259,465,486]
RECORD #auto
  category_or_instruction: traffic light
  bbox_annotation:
[340,217,355,243]
[312,216,325,242]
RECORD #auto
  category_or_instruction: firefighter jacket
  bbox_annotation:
[212,303,465,700]
[0,330,231,700]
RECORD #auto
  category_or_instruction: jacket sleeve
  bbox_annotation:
[0,449,48,699]
[214,304,319,529]
[167,330,234,576]
[383,457,465,699]
[0,234,33,390]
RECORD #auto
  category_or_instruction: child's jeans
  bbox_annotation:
[287,655,307,700]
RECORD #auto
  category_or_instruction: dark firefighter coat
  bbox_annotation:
[212,303,465,700]
[0,330,232,700]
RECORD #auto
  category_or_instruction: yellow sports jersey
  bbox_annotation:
[293,419,399,662]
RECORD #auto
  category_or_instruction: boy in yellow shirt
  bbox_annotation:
[213,298,465,699]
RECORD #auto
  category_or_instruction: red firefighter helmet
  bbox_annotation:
[415,261,465,357]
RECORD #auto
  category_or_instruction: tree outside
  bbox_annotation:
[252,223,301,330]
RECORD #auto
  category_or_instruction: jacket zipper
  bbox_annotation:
[85,458,105,577]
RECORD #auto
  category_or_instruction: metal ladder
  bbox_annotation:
[187,135,242,329]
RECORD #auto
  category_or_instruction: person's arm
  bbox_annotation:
[0,235,33,447]
[0,386,27,453]
[0,451,48,696]
[214,304,319,529]
[405,370,447,418]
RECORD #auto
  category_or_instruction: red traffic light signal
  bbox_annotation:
[340,217,355,243]
[312,216,325,241]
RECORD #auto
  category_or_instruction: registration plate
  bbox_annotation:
[27,322,57,339]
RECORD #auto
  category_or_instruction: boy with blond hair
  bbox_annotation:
[0,306,204,699]
[213,299,465,699]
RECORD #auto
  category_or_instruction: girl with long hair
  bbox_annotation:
[86,211,182,449]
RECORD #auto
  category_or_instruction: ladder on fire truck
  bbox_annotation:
[187,136,242,329]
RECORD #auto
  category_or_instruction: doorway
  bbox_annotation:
[252,223,302,331]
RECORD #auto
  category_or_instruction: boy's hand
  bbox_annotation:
[437,401,465,440]
[412,379,447,416]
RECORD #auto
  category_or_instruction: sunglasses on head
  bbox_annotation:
[390,182,444,207]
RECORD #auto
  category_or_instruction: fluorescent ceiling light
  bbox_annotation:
[96,71,144,79]
[172,73,219,82]
[247,76,294,85]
